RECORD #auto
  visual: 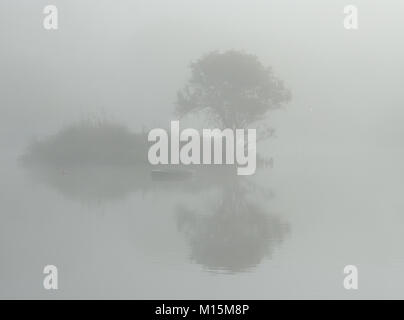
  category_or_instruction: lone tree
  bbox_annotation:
[176,50,291,129]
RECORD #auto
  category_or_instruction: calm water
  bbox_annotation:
[1,108,403,299]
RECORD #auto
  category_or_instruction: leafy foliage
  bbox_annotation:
[176,50,291,128]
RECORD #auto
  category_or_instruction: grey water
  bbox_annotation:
[1,0,404,299]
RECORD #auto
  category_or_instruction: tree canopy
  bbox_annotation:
[176,50,291,129]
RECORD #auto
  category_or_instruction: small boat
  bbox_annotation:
[151,169,193,181]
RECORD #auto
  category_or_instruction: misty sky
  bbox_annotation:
[0,0,403,152]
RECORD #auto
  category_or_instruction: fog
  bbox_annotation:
[1,0,404,299]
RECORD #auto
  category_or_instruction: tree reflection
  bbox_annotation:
[177,179,289,273]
